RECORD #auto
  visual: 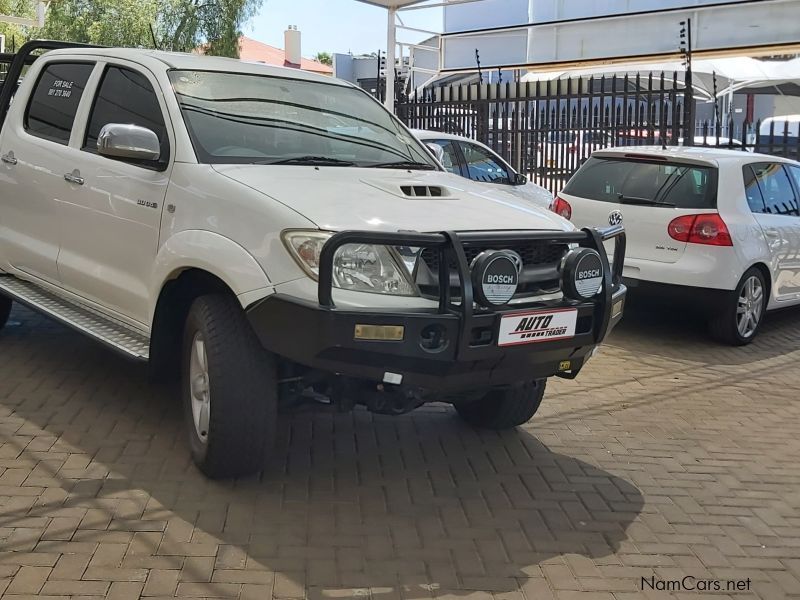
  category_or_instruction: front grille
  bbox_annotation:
[415,241,569,300]
[420,242,567,271]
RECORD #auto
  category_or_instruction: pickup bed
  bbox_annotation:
[0,41,626,478]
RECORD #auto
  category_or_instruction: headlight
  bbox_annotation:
[282,230,418,296]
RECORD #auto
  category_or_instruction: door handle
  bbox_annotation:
[765,229,780,238]
[64,170,84,185]
[1,151,17,165]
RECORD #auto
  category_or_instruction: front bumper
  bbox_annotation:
[247,226,626,392]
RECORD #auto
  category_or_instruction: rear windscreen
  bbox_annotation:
[563,156,717,209]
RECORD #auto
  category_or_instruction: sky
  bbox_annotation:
[247,0,443,58]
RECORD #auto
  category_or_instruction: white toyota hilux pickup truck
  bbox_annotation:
[0,41,626,478]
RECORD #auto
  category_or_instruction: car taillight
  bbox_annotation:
[668,214,733,246]
[551,196,572,220]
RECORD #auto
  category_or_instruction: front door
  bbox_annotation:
[744,162,800,303]
[56,63,172,326]
[0,61,94,284]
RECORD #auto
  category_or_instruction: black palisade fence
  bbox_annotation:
[396,72,799,196]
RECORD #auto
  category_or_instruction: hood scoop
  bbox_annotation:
[360,178,455,199]
[400,184,447,197]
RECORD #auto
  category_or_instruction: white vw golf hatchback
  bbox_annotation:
[561,146,800,344]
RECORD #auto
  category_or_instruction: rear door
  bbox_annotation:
[745,162,800,302]
[0,61,95,284]
[562,155,717,263]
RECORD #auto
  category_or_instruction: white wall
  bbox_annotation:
[444,0,528,33]
[440,0,800,71]
[531,0,761,21]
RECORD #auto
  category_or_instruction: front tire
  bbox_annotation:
[0,295,11,330]
[455,379,546,429]
[709,267,767,346]
[182,294,277,478]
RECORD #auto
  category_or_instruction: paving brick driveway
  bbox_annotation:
[0,302,798,600]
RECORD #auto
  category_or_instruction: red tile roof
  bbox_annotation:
[237,36,333,75]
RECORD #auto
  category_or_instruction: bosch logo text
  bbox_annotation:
[485,274,516,284]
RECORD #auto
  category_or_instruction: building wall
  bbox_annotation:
[444,0,528,33]
[333,54,380,86]
[531,0,754,21]
[444,0,761,32]
[442,0,795,70]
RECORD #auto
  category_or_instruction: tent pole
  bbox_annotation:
[386,7,397,113]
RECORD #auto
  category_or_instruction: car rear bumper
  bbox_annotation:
[623,278,727,310]
[246,227,627,392]
[621,251,742,291]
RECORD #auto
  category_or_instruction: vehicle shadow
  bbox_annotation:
[0,306,644,596]
[608,294,800,365]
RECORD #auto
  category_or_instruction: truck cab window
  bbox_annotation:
[24,62,93,145]
[84,66,169,163]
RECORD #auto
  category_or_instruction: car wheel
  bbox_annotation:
[0,295,11,330]
[455,379,546,429]
[709,267,767,346]
[182,294,277,478]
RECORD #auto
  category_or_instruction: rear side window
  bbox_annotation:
[563,156,717,209]
[25,62,93,145]
[84,66,169,162]
[745,163,799,217]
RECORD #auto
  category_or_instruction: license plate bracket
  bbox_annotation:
[498,308,578,347]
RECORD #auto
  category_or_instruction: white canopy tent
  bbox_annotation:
[520,57,789,99]
[520,56,800,125]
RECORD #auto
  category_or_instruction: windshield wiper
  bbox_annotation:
[617,193,674,207]
[365,161,437,170]
[264,156,355,166]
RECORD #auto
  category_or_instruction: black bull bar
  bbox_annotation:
[247,225,626,389]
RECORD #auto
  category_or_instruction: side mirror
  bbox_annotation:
[513,172,527,185]
[97,123,161,161]
[425,142,446,165]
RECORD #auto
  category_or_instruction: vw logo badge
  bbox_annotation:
[471,250,522,307]
[608,210,623,226]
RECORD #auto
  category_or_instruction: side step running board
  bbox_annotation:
[0,275,150,361]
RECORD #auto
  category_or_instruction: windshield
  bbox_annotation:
[169,70,438,168]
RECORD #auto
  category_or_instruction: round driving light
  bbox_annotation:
[471,250,521,307]
[561,248,604,300]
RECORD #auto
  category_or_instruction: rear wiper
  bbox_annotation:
[365,161,437,170]
[617,193,674,207]
[264,156,355,166]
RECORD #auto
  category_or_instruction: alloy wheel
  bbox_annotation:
[189,331,211,443]
[736,275,764,338]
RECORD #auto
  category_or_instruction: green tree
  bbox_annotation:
[313,51,332,66]
[40,0,157,47]
[0,0,36,50]
[39,0,263,57]
[157,0,263,56]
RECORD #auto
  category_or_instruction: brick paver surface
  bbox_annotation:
[0,302,799,600]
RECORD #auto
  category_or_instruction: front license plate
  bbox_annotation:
[498,308,578,347]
